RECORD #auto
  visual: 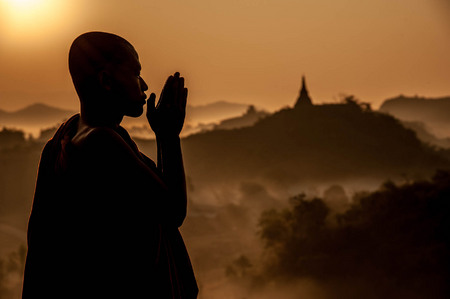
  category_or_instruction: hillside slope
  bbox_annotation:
[0,103,75,128]
[174,101,448,186]
[379,95,450,138]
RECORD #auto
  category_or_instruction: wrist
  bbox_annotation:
[156,134,181,143]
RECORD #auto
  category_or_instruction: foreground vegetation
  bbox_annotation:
[227,170,450,298]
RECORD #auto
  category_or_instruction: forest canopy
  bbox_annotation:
[255,170,450,298]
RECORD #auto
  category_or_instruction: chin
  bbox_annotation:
[125,107,144,118]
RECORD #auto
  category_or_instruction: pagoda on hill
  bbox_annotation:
[294,76,313,108]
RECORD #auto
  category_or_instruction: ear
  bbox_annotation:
[98,70,113,91]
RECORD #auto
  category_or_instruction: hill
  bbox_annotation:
[401,121,450,149]
[167,100,448,187]
[0,103,76,130]
[5,100,446,189]
[185,101,251,125]
[213,105,270,130]
[379,95,450,138]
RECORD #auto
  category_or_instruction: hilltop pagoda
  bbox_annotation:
[294,76,313,108]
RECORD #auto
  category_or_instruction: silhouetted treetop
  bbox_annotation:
[257,170,450,298]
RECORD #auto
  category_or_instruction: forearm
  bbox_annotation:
[156,135,187,226]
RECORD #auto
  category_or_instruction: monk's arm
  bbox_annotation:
[156,134,187,226]
[80,128,183,220]
[147,72,188,227]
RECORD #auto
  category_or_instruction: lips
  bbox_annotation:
[141,94,147,105]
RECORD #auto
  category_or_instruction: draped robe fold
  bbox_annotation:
[22,114,198,299]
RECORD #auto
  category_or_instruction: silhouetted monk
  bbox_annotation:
[22,32,198,298]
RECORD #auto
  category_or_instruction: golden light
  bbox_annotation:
[1,0,69,44]
[5,0,41,9]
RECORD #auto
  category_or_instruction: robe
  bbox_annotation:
[22,114,198,298]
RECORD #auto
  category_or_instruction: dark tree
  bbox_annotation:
[258,171,450,298]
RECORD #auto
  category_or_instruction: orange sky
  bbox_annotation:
[0,0,449,111]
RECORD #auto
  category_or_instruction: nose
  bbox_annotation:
[140,76,148,92]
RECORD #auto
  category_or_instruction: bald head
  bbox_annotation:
[68,32,138,101]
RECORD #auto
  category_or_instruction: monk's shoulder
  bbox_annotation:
[72,126,125,150]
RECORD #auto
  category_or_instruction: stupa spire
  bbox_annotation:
[294,75,312,108]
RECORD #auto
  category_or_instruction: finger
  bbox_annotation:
[156,91,163,109]
[165,74,174,86]
[171,72,180,101]
[182,88,188,112]
[162,75,174,95]
[175,76,184,110]
[179,76,185,94]
[163,75,174,95]
[159,75,174,108]
[146,93,156,117]
[160,73,182,109]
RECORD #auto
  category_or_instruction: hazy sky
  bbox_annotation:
[0,0,449,111]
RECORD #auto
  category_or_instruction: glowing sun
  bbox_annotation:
[6,0,41,8]
[3,0,47,17]
[1,0,69,40]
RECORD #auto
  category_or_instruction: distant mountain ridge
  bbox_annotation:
[186,101,251,125]
[379,95,450,138]
[213,105,270,130]
[0,101,252,137]
[0,103,76,128]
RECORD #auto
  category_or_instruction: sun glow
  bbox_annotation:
[6,0,41,8]
[1,0,69,43]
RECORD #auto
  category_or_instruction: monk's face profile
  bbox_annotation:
[69,32,150,120]
[107,49,149,118]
